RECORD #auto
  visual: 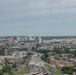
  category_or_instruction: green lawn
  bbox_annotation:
[55,68,62,75]
[44,64,52,72]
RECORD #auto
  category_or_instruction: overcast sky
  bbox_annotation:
[0,0,76,36]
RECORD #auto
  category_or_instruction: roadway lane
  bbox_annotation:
[28,53,49,75]
[50,66,56,75]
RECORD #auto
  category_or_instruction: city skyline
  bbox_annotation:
[0,0,76,36]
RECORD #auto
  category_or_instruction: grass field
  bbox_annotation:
[55,68,62,75]
[44,64,52,72]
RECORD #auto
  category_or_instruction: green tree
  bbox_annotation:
[12,63,17,68]
[8,71,14,75]
[61,67,75,75]
[2,66,11,73]
[0,70,3,75]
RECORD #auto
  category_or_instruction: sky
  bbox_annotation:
[0,0,76,36]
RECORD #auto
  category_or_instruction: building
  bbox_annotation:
[0,48,8,55]
[0,49,4,55]
[3,48,8,55]
[39,35,42,43]
[50,59,74,68]
[4,48,8,55]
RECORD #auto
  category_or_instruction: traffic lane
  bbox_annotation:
[50,66,56,75]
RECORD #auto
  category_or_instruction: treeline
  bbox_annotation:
[53,47,70,54]
[61,66,76,75]
[36,50,50,63]
[53,47,76,57]
[36,50,50,53]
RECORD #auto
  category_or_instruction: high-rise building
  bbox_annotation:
[3,48,8,55]
[0,48,8,56]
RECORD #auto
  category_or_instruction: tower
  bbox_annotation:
[39,35,42,43]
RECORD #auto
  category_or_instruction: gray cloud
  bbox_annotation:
[0,0,76,25]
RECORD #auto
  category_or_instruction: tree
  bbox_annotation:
[2,66,11,73]
[41,52,50,63]
[12,63,17,68]
[31,47,35,51]
[5,58,8,66]
[61,67,76,75]
[8,71,14,75]
[0,71,3,75]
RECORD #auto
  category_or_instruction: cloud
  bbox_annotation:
[0,0,76,24]
[0,0,74,36]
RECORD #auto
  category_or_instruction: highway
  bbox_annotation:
[35,53,56,75]
[41,59,56,75]
[28,53,49,75]
[16,52,56,75]
[50,65,56,75]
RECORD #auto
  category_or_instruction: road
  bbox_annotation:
[50,65,56,75]
[28,53,49,75]
[18,59,28,72]
[16,52,56,75]
[36,53,56,75]
[18,55,31,72]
